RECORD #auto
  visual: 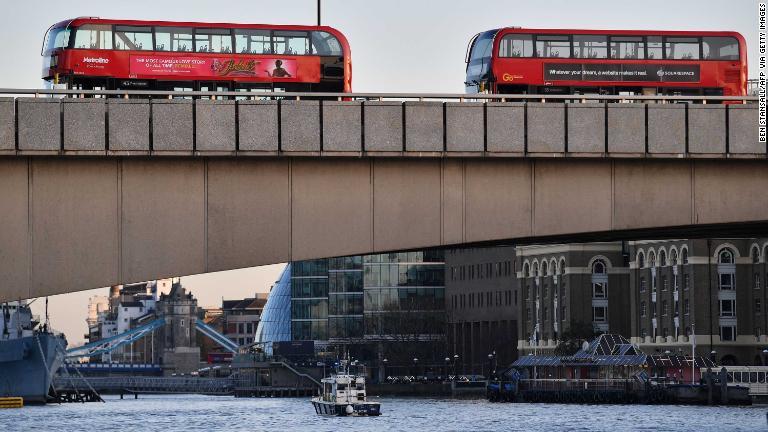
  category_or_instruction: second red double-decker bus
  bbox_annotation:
[465,28,747,97]
[41,17,352,93]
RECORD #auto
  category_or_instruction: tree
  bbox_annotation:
[553,321,600,356]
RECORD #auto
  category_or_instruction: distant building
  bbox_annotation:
[156,281,200,375]
[516,243,632,355]
[629,239,768,366]
[445,246,517,375]
[254,265,293,355]
[222,294,268,347]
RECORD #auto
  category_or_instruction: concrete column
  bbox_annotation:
[567,103,605,154]
[363,101,402,152]
[486,103,524,154]
[107,99,150,153]
[17,98,60,152]
[728,105,761,155]
[527,103,565,154]
[445,102,484,152]
[688,105,726,154]
[607,104,645,155]
[0,98,14,151]
[195,100,236,153]
[152,99,194,153]
[281,100,320,152]
[238,100,278,152]
[322,101,361,152]
[63,99,106,152]
[404,101,443,152]
[648,104,685,154]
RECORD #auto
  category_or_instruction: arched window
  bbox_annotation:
[670,249,678,266]
[649,251,656,268]
[659,250,667,267]
[637,251,645,268]
[541,261,548,277]
[718,248,735,264]
[532,262,539,277]
[752,247,760,264]
[550,259,557,276]
[523,263,530,278]
[682,248,689,265]
[592,260,606,274]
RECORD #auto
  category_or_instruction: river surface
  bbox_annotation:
[0,395,764,431]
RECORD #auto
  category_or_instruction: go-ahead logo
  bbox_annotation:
[83,57,109,64]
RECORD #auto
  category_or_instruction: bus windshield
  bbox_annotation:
[42,26,70,54]
[466,30,497,84]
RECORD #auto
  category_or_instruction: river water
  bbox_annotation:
[0,395,764,431]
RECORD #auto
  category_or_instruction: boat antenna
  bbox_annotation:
[45,296,50,332]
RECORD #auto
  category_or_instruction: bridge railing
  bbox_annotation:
[0,89,760,157]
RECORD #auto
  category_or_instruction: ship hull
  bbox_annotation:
[0,333,65,404]
[311,398,381,416]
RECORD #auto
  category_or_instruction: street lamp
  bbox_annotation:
[413,357,419,378]
[710,350,717,364]
[453,354,459,378]
[445,357,451,381]
[487,353,495,380]
[762,349,768,366]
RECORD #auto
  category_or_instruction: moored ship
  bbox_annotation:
[311,361,381,416]
[0,301,67,404]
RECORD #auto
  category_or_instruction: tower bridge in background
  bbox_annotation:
[0,89,763,302]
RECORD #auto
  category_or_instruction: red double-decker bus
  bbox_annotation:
[41,17,352,93]
[465,28,747,97]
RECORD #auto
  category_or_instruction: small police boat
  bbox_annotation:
[311,361,381,416]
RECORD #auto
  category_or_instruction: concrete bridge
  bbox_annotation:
[0,89,762,302]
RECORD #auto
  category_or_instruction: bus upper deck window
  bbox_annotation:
[647,36,663,59]
[195,29,233,53]
[498,34,533,58]
[702,37,739,60]
[311,31,343,56]
[114,26,153,51]
[610,36,644,60]
[73,24,112,50]
[235,29,271,54]
[535,35,570,58]
[573,35,607,59]
[665,37,700,60]
[274,31,310,55]
[155,27,193,52]
[43,26,70,54]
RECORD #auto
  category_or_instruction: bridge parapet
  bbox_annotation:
[0,90,761,158]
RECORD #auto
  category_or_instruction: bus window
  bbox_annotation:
[647,36,663,59]
[536,35,570,58]
[114,26,152,51]
[702,37,739,60]
[498,34,533,58]
[466,30,495,82]
[43,26,70,54]
[155,27,193,52]
[573,35,607,59]
[235,29,271,54]
[73,24,112,50]
[610,36,644,59]
[311,31,343,56]
[195,29,232,53]
[274,31,310,55]
[665,37,700,60]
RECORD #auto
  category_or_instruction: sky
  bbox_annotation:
[1,0,759,344]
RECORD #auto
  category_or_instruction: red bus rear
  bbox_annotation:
[42,17,352,93]
[465,28,747,98]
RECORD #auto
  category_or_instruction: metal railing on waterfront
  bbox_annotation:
[519,378,644,393]
[0,88,757,103]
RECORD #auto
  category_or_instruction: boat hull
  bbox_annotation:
[311,399,381,416]
[0,333,65,404]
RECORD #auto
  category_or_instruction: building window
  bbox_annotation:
[662,276,668,291]
[755,274,761,290]
[756,298,762,314]
[637,251,645,268]
[684,299,690,315]
[682,248,689,264]
[670,249,678,266]
[659,250,667,267]
[662,300,668,316]
[592,306,607,322]
[718,248,735,264]
[593,282,607,298]
[720,299,736,317]
[640,277,646,292]
[720,325,736,341]
[684,274,690,291]
[640,301,646,317]
[752,247,760,264]
[720,273,735,290]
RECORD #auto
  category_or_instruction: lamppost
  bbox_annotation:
[762,349,768,366]
[710,350,717,364]
[444,357,451,381]
[453,354,459,378]
[413,357,419,378]
[487,352,495,380]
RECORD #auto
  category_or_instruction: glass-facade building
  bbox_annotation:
[287,250,446,368]
[254,264,293,354]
